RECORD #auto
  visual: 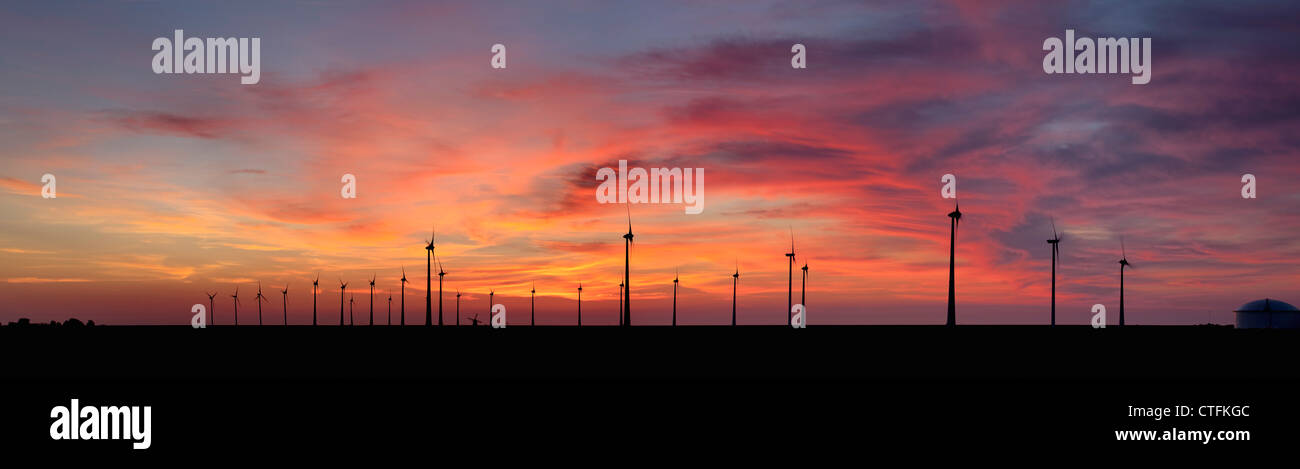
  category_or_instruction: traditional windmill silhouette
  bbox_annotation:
[530,282,536,326]
[1048,218,1062,327]
[731,262,740,326]
[621,206,635,327]
[205,291,217,326]
[254,282,269,326]
[425,227,435,327]
[455,289,462,326]
[312,275,319,326]
[437,256,446,326]
[946,202,962,326]
[338,279,348,326]
[400,267,408,326]
[672,269,679,327]
[786,228,796,325]
[280,285,289,326]
[368,274,376,326]
[577,283,583,327]
[1119,237,1134,326]
[231,286,241,326]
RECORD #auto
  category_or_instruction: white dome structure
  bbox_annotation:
[1234,299,1300,329]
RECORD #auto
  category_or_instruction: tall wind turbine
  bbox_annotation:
[426,227,435,327]
[672,269,678,327]
[231,286,241,326]
[731,262,740,326]
[368,274,376,326]
[622,204,634,327]
[400,267,407,326]
[786,228,796,325]
[530,282,536,326]
[455,289,462,326]
[946,202,962,326]
[338,279,348,326]
[205,291,217,326]
[387,290,392,325]
[254,282,269,326]
[280,285,289,326]
[1048,218,1062,327]
[1119,237,1134,326]
[312,275,319,326]
[488,289,495,327]
[437,257,446,326]
[577,283,583,327]
[801,260,809,307]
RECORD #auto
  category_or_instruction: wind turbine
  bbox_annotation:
[387,290,393,325]
[672,269,678,327]
[368,274,376,326]
[577,283,583,327]
[1048,218,1062,327]
[731,261,740,326]
[205,291,217,326]
[801,261,808,315]
[349,293,355,326]
[622,204,634,326]
[437,256,446,326]
[618,280,624,326]
[786,228,796,325]
[254,282,269,326]
[231,286,241,326]
[946,202,962,326]
[400,267,407,326]
[530,282,536,326]
[488,289,495,326]
[280,285,289,326]
[338,279,348,326]
[425,226,435,327]
[455,289,462,326]
[312,275,319,326]
[1119,237,1134,327]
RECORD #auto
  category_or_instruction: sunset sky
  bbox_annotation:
[2,0,1298,325]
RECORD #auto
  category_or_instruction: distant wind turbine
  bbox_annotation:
[488,289,495,327]
[254,282,269,326]
[387,289,393,325]
[618,280,624,326]
[946,202,962,326]
[672,269,678,327]
[280,285,289,325]
[786,228,796,325]
[732,261,740,326]
[369,274,376,326]
[801,261,808,317]
[338,279,348,326]
[231,286,240,326]
[437,256,446,326]
[577,283,583,327]
[400,267,407,326]
[426,226,435,327]
[1119,237,1134,327]
[1048,218,1062,327]
[205,291,217,326]
[530,282,536,326]
[349,293,355,326]
[455,289,462,326]
[622,204,634,327]
[312,275,319,326]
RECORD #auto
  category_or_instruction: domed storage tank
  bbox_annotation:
[1234,299,1300,329]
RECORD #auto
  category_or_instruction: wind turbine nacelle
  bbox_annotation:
[491,304,507,329]
[790,304,806,329]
